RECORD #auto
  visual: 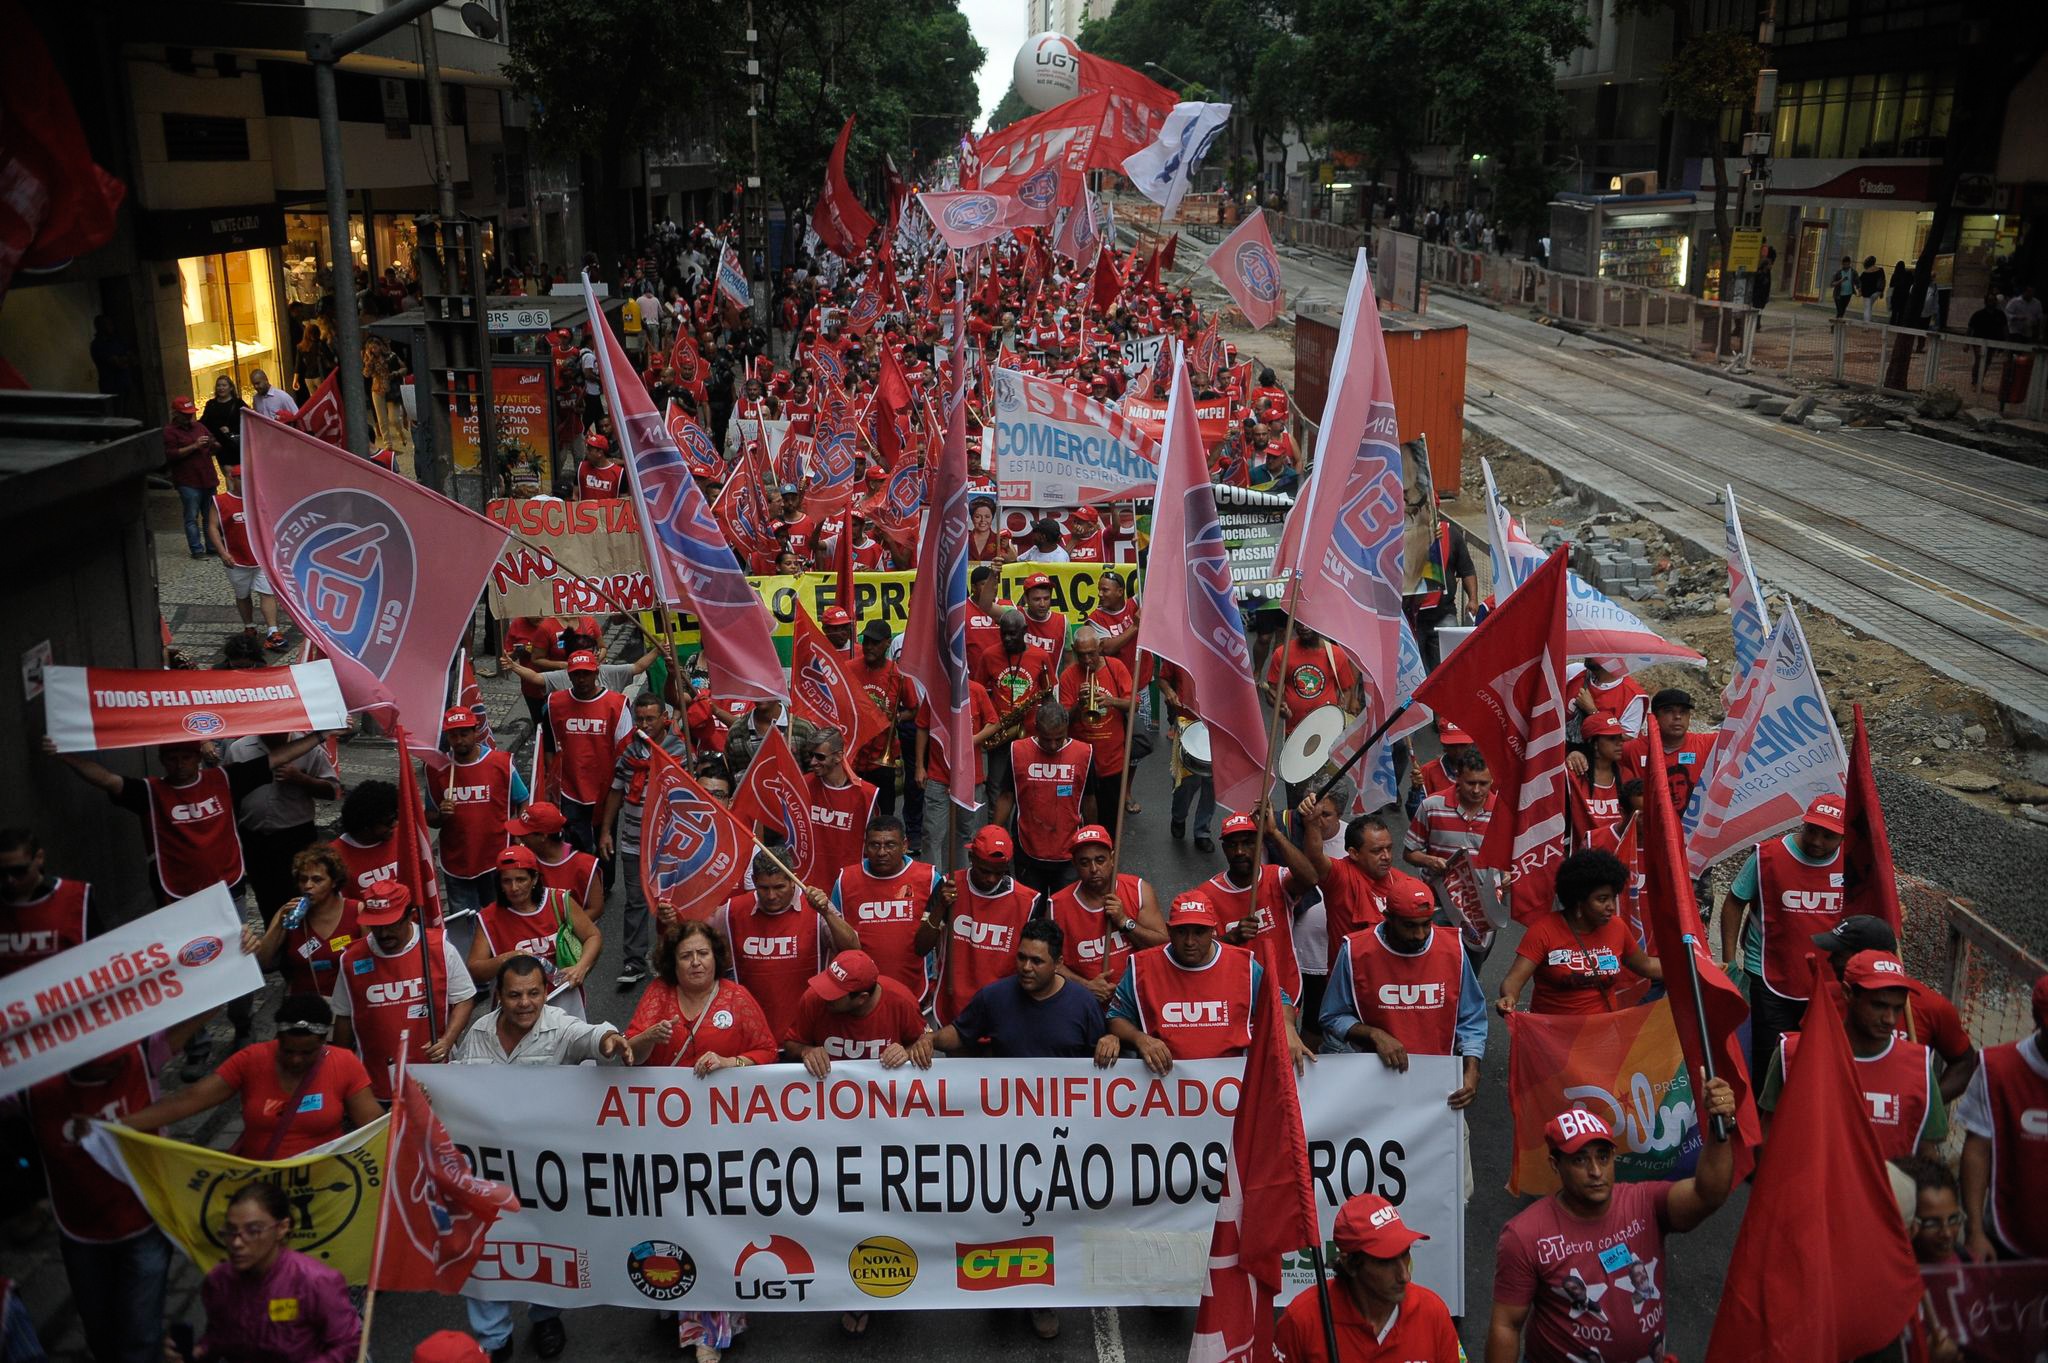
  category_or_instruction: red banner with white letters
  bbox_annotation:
[43,661,347,752]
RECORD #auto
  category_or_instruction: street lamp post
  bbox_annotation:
[1143,60,1192,91]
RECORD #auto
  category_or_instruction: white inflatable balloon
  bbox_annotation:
[1013,33,1082,111]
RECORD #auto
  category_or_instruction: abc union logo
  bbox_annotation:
[280,490,416,674]
[943,193,1003,232]
[1234,242,1280,302]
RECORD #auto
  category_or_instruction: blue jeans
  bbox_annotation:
[60,1228,171,1363]
[176,485,207,555]
[465,1296,559,1351]
[444,870,496,919]
[620,849,650,966]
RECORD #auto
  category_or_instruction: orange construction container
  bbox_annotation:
[1291,302,1467,495]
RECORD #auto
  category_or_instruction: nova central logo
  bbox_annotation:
[956,1237,1054,1290]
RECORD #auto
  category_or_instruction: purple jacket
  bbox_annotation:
[198,1248,359,1363]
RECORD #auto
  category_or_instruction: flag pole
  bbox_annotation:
[354,1034,410,1363]
[1307,1242,1344,1363]
[1311,701,1414,806]
[1680,934,1733,1141]
[1102,535,1143,963]
[1242,566,1304,928]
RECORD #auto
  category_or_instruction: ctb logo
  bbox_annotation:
[735,1235,815,1301]
[956,1237,1054,1290]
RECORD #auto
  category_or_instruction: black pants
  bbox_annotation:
[243,823,318,920]
[1087,772,1124,827]
[1748,978,1809,1084]
[860,766,898,818]
[1016,853,1074,902]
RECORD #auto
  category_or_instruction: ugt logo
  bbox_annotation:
[1234,242,1279,302]
[277,491,417,673]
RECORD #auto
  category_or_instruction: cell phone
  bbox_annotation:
[167,1321,196,1361]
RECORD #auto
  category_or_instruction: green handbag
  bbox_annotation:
[551,894,584,971]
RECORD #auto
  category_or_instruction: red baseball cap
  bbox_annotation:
[821,606,854,627]
[584,432,610,452]
[1580,714,1623,738]
[496,845,541,872]
[442,706,481,731]
[810,949,880,1000]
[1437,723,1474,746]
[1022,572,1053,591]
[170,396,197,414]
[1332,1193,1429,1258]
[506,801,566,836]
[1545,1108,1616,1154]
[358,879,413,927]
[1069,824,1113,852]
[1842,948,1910,991]
[1167,895,1221,929]
[866,465,887,483]
[411,1331,488,1363]
[1070,506,1099,525]
[1220,813,1258,838]
[566,651,600,673]
[1386,881,1438,922]
[1803,795,1847,834]
[969,825,1014,862]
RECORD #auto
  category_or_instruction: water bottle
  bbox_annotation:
[283,896,311,931]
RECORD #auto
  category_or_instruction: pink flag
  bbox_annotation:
[917,188,1053,252]
[1205,209,1286,330]
[1134,345,1268,810]
[241,412,507,734]
[582,277,786,704]
[1272,249,1406,703]
[291,368,345,446]
[1051,183,1104,270]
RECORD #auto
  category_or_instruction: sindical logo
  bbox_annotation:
[626,1240,697,1301]
[848,1235,918,1298]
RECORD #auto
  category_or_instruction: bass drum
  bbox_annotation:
[1179,720,1212,776]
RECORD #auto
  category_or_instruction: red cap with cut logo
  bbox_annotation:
[1166,895,1221,929]
[1332,1192,1429,1258]
[1842,948,1910,990]
[1803,794,1847,834]
[358,879,413,927]
[809,949,880,1001]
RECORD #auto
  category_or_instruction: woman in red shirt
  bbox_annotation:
[1495,850,1661,1017]
[122,996,380,1159]
[253,846,361,999]
[627,919,778,1073]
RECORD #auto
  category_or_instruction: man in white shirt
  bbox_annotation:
[2005,286,2042,342]
[249,369,298,421]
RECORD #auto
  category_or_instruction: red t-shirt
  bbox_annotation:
[1272,1280,1460,1363]
[626,979,779,1067]
[1515,913,1637,1016]
[215,1042,374,1159]
[783,976,927,1059]
[1262,638,1359,733]
[1494,1180,1673,1363]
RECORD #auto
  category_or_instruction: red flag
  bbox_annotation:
[1138,244,1162,292]
[390,725,445,928]
[582,277,787,704]
[832,507,856,620]
[1204,210,1287,329]
[972,91,1112,189]
[1157,231,1179,272]
[371,1060,520,1293]
[1133,346,1268,810]
[1090,246,1124,314]
[242,412,508,732]
[812,115,877,258]
[639,743,752,922]
[731,727,818,889]
[1841,704,1902,936]
[874,346,913,470]
[291,369,345,446]
[1704,958,1921,1362]
[0,3,125,304]
[791,604,887,752]
[1640,725,1761,1184]
[1411,546,1571,923]
[882,154,910,238]
[1187,952,1319,1363]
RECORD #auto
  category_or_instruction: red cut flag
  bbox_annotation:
[812,116,877,258]
[1090,246,1124,314]
[1841,704,1902,936]
[1205,210,1287,329]
[390,724,445,928]
[791,604,887,752]
[1411,546,1571,923]
[1272,250,1406,703]
[242,412,508,733]
[291,368,345,446]
[1134,345,1268,810]
[583,277,786,704]
[1186,949,1319,1363]
[1157,231,1179,272]
[972,91,1111,189]
[371,1058,520,1293]
[874,345,913,470]
[1138,243,1162,292]
[1704,957,1921,1362]
[640,743,752,923]
[1640,724,1761,1184]
[898,290,978,810]
[731,727,818,889]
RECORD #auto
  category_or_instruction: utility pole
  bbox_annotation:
[417,14,458,220]
[746,0,765,301]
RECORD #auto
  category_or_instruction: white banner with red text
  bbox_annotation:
[44,662,347,752]
[422,1055,1464,1313]
[0,885,260,1097]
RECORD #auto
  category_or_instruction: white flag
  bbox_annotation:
[1121,101,1232,220]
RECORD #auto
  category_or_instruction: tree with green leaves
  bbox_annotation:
[1659,27,1762,292]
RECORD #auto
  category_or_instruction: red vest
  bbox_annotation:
[27,1044,156,1241]
[337,928,451,1099]
[429,751,515,879]
[1345,925,1464,1056]
[277,899,362,998]
[837,860,939,1003]
[1757,839,1847,1000]
[1049,873,1145,985]
[477,892,570,978]
[331,833,401,900]
[720,894,827,1035]
[1980,1040,2048,1257]
[577,460,626,500]
[535,844,602,911]
[213,491,255,566]
[547,687,630,806]
[146,770,244,899]
[938,872,1039,1025]
[1010,737,1092,862]
[1781,1031,1934,1160]
[1200,866,1303,1005]
[804,776,877,888]
[1130,943,1257,1060]
[0,878,89,978]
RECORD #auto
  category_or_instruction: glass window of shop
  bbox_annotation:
[179,248,283,399]
[1769,70,1953,160]
[283,211,424,297]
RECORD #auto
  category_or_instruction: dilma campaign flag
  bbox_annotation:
[242,412,509,731]
[583,275,786,704]
[1505,1001,1693,1195]
[990,365,1159,506]
[640,744,751,922]
[1122,101,1231,221]
[1205,210,1286,330]
[1273,250,1406,705]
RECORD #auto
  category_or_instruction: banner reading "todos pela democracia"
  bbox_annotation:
[422,1055,1465,1313]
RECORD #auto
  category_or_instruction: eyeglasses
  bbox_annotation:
[1913,1213,1967,1232]
[222,1220,281,1242]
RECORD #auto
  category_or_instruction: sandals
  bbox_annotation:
[840,1313,869,1336]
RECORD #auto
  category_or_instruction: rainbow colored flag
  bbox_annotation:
[1506,999,1696,1195]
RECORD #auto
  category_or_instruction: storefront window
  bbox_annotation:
[283,210,422,290]
[1764,70,1952,159]
[180,248,281,398]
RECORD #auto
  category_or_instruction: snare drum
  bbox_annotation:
[1179,720,1213,777]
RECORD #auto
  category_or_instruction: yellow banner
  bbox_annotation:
[87,1117,389,1283]
[640,562,1139,656]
